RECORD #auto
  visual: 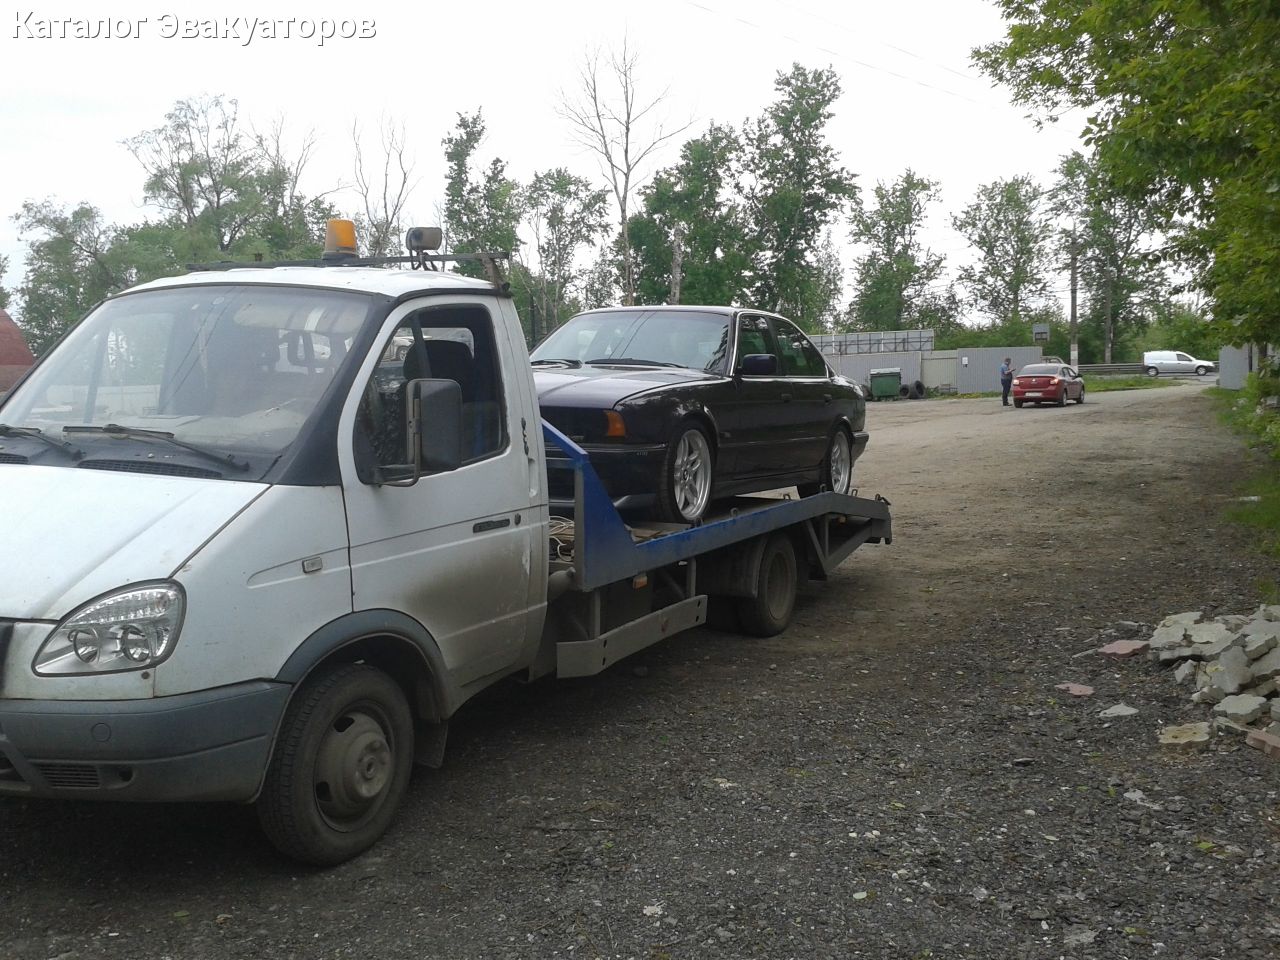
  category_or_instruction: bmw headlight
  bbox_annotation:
[34,583,185,675]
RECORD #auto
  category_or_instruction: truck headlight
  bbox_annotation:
[33,583,185,675]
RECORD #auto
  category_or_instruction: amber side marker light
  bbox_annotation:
[323,219,359,260]
[604,411,627,438]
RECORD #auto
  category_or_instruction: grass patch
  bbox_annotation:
[1209,375,1280,556]
[1085,376,1185,393]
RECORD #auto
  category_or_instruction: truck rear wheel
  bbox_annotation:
[735,534,798,637]
[258,663,414,866]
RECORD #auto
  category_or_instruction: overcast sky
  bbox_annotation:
[1,0,1088,319]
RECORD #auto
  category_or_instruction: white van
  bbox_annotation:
[1142,350,1216,377]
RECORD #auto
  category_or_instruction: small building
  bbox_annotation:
[0,309,36,393]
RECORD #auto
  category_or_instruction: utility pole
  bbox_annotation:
[1103,263,1114,364]
[670,224,684,305]
[1069,226,1079,368]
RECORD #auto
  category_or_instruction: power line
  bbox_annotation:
[682,0,1003,109]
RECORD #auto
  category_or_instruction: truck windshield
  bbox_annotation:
[0,284,372,474]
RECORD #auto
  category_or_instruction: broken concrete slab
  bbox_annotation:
[1149,625,1191,650]
[1099,704,1138,718]
[1159,612,1203,629]
[1154,645,1197,665]
[1174,661,1198,686]
[1098,639,1149,659]
[1242,631,1278,660]
[1213,615,1249,630]
[1256,604,1280,622]
[1212,694,1269,724]
[1239,618,1280,640]
[1201,647,1253,700]
[1273,699,1280,722]
[1159,722,1211,750]
[1242,678,1277,699]
[1187,637,1237,661]
[1185,622,1236,647]
[1249,646,1280,682]
[1213,717,1257,737]
[1055,682,1094,697]
[1245,729,1280,759]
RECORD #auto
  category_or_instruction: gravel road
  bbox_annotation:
[2,383,1278,960]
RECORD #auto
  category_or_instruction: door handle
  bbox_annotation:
[780,393,792,402]
[473,518,511,533]
[822,393,833,404]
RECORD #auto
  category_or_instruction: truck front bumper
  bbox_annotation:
[0,681,290,802]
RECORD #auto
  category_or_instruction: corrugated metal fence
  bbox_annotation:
[826,345,1042,394]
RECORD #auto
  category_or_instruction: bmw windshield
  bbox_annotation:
[0,284,372,478]
[532,310,731,373]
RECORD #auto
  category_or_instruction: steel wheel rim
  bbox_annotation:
[830,432,851,494]
[313,703,395,832]
[673,429,712,521]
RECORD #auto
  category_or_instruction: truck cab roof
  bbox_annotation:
[129,266,500,300]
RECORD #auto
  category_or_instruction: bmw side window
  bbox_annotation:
[352,305,507,485]
[773,319,827,377]
[735,316,776,374]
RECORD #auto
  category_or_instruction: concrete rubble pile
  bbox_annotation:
[1099,605,1280,758]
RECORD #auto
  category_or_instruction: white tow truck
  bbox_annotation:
[0,223,891,864]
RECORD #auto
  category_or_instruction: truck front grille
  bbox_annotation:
[33,762,102,789]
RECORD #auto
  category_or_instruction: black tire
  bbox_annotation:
[258,663,414,866]
[736,534,798,637]
[897,385,910,399]
[797,426,853,498]
[654,421,715,524]
[1056,388,1067,407]
[1145,366,1159,377]
[1075,386,1086,404]
[1013,399,1024,408]
[1195,365,1209,376]
[911,380,925,399]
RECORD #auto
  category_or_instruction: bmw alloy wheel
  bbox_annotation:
[672,427,713,522]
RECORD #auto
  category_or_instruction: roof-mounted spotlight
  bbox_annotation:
[405,227,443,254]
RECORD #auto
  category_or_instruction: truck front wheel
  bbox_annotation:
[735,534,798,637]
[258,663,414,866]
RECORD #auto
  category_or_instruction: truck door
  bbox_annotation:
[338,297,535,687]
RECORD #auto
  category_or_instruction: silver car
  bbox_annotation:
[1142,350,1217,377]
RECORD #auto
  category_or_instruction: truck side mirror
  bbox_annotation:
[739,354,778,376]
[378,378,462,486]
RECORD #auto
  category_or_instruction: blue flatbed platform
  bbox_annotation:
[543,421,892,591]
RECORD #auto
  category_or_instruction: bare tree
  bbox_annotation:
[352,118,417,257]
[559,40,691,304]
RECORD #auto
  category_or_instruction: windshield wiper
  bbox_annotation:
[62,424,251,473]
[584,357,681,368]
[531,358,583,368]
[0,424,85,460]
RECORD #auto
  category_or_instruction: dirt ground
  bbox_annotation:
[2,383,1278,960]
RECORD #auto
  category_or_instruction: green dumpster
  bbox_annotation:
[868,367,902,401]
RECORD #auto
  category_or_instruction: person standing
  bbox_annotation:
[999,357,1014,406]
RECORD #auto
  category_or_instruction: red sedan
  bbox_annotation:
[1012,363,1085,407]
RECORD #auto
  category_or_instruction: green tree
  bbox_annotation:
[629,123,753,307]
[124,97,334,264]
[12,201,132,355]
[974,1,1280,350]
[442,110,522,278]
[1052,151,1166,362]
[518,168,610,338]
[0,254,11,311]
[740,64,859,328]
[952,175,1053,325]
[847,170,947,331]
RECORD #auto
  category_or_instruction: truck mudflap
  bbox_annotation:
[0,681,290,802]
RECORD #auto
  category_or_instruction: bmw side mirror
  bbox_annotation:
[381,378,463,486]
[739,354,778,376]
